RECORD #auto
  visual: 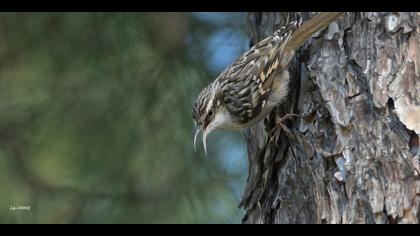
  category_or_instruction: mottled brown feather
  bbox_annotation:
[216,21,298,124]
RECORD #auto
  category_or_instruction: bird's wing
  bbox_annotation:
[217,22,298,124]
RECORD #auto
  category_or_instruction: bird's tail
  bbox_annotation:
[285,12,343,51]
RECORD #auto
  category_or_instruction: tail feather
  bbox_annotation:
[285,12,343,51]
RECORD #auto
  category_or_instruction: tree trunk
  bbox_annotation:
[240,12,420,224]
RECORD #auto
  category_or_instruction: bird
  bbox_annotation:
[192,12,343,154]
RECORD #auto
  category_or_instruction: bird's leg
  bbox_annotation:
[268,109,299,145]
[276,113,299,126]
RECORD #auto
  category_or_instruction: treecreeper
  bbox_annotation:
[192,12,343,154]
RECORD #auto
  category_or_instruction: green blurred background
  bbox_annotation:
[0,12,250,223]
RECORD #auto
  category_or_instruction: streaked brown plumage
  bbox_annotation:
[193,12,343,154]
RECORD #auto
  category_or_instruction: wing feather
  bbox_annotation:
[217,21,298,124]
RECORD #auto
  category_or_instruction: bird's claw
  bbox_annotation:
[268,113,299,146]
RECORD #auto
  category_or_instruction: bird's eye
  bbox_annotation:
[208,109,214,118]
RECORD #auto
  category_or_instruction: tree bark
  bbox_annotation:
[240,12,420,224]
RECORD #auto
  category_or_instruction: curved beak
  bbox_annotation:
[193,127,201,152]
[193,125,209,156]
[202,128,208,155]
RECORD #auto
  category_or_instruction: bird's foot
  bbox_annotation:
[268,113,299,146]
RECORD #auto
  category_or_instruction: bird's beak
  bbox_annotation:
[193,125,209,156]
[194,126,201,152]
[202,128,209,156]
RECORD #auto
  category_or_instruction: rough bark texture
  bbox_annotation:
[240,12,420,224]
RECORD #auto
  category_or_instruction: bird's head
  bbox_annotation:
[192,83,231,155]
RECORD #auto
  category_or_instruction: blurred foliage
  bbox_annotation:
[0,12,248,223]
